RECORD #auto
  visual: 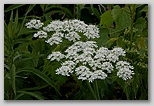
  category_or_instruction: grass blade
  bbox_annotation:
[17,91,44,100]
[18,67,61,96]
[8,10,13,40]
[4,4,26,13]
[17,4,36,38]
[10,64,16,96]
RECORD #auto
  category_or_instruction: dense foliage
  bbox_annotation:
[4,4,148,100]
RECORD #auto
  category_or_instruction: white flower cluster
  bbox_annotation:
[25,19,44,29]
[45,32,64,46]
[34,31,47,38]
[25,19,99,46]
[116,61,134,80]
[75,66,107,82]
[47,52,65,61]
[50,41,134,82]
[25,19,135,82]
[56,61,76,76]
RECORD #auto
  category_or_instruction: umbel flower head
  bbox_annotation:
[25,19,135,82]
[26,19,99,46]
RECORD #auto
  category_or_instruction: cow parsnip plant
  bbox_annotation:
[4,4,148,100]
[25,19,135,99]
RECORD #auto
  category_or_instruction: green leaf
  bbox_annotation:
[90,4,100,19]
[76,4,85,19]
[4,4,26,13]
[136,37,146,49]
[140,5,148,19]
[106,38,117,45]
[4,76,10,93]
[112,5,131,30]
[17,67,61,95]
[116,36,126,48]
[132,73,140,99]
[16,91,44,100]
[17,4,36,38]
[19,84,49,91]
[100,10,113,28]
[13,9,19,34]
[97,27,109,47]
[10,64,16,95]
[8,10,13,40]
[14,93,25,100]
[134,17,147,30]
[45,5,73,18]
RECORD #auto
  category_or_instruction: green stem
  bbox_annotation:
[95,80,100,100]
[130,4,136,49]
[86,81,97,100]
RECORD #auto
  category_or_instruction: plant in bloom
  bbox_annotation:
[25,19,135,82]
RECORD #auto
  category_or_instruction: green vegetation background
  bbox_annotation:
[4,4,148,100]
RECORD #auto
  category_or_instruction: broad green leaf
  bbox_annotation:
[10,64,16,95]
[136,37,146,49]
[4,4,26,13]
[17,91,44,100]
[17,67,61,95]
[100,10,113,28]
[134,17,147,30]
[112,5,131,30]
[97,27,109,47]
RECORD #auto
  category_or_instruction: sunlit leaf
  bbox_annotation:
[100,10,113,28]
[112,5,131,30]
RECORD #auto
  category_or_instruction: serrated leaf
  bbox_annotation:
[112,5,131,30]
